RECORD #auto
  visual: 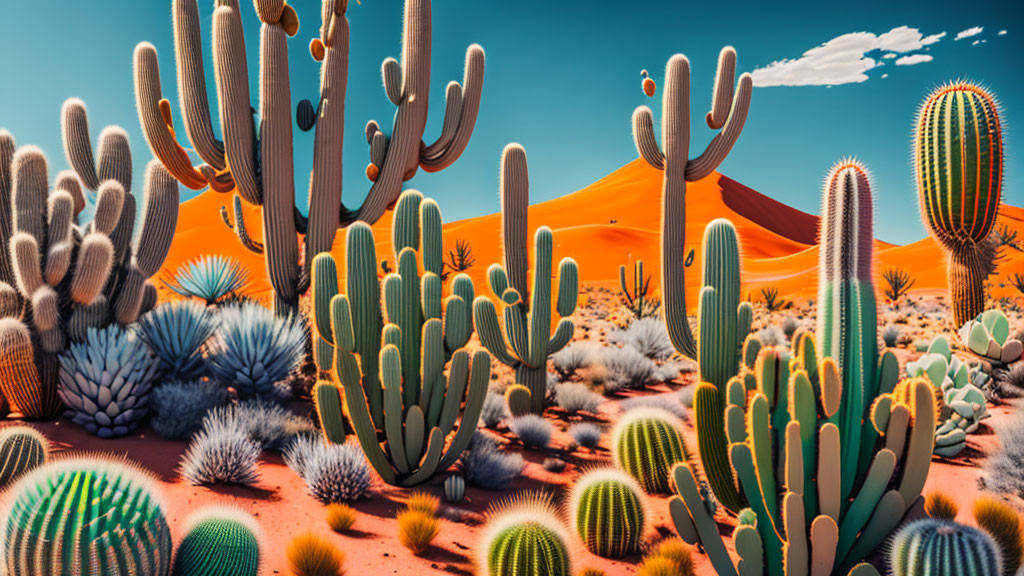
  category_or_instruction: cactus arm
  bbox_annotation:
[312,253,339,344]
[394,250,422,407]
[685,72,753,181]
[809,515,839,576]
[782,493,809,576]
[735,525,765,576]
[132,162,179,278]
[443,289,472,351]
[730,442,784,570]
[498,144,529,299]
[0,130,15,287]
[229,195,264,254]
[346,223,384,426]
[834,449,897,554]
[896,379,936,507]
[420,199,443,276]
[706,47,736,130]
[436,349,469,432]
[381,345,410,474]
[335,350,397,485]
[548,319,574,353]
[631,107,665,170]
[556,258,578,318]
[312,382,347,443]
[401,427,444,486]
[747,394,779,529]
[671,464,739,576]
[172,0,226,169]
[420,44,485,171]
[473,296,518,367]
[835,490,905,574]
[420,318,444,416]
[527,228,554,366]
[437,350,489,470]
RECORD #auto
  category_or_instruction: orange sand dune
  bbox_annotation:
[160,160,1024,307]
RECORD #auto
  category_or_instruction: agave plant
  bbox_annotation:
[165,254,250,305]
[137,300,216,380]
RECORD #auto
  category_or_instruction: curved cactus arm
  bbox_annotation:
[401,427,444,486]
[631,106,665,170]
[498,144,529,298]
[472,296,518,367]
[671,464,738,576]
[734,525,765,576]
[132,43,209,191]
[420,44,485,171]
[172,0,226,170]
[556,258,578,318]
[437,350,490,470]
[706,46,736,130]
[504,300,530,362]
[435,349,469,431]
[548,319,574,353]
[132,161,179,278]
[896,379,936,506]
[834,449,897,554]
[730,443,784,570]
[312,253,339,344]
[685,61,753,180]
[526,227,554,366]
[420,318,445,416]
[227,195,264,254]
[836,490,905,573]
[442,291,472,352]
[381,345,411,474]
[333,344,396,484]
[312,382,347,444]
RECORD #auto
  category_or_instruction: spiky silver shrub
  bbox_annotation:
[285,438,372,504]
[568,423,602,450]
[137,300,215,380]
[982,410,1024,497]
[203,400,314,451]
[602,345,658,392]
[882,323,901,348]
[57,325,159,438]
[462,432,524,490]
[165,254,250,305]
[609,317,674,360]
[620,393,688,421]
[552,341,599,380]
[509,415,553,448]
[206,302,305,399]
[150,380,230,440]
[481,390,510,428]
[180,421,261,486]
[554,383,603,414]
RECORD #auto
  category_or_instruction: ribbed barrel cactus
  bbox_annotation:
[913,82,1003,327]
[0,426,47,488]
[173,506,262,576]
[444,474,466,503]
[473,144,579,414]
[630,47,752,511]
[1,457,173,576]
[134,0,484,315]
[480,495,572,576]
[612,408,689,494]
[570,468,648,558]
[57,325,160,438]
[311,190,489,486]
[889,518,1001,576]
[0,101,178,420]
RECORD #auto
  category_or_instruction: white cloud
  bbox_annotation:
[972,40,980,45]
[881,73,890,78]
[955,26,984,41]
[751,26,946,87]
[895,54,933,66]
[998,30,1008,36]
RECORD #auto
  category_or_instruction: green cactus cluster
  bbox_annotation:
[612,408,689,494]
[0,100,178,420]
[172,506,262,576]
[889,518,1001,576]
[960,309,1023,364]
[570,468,647,558]
[473,143,579,415]
[480,495,572,576]
[311,190,489,487]
[0,426,48,488]
[134,0,484,315]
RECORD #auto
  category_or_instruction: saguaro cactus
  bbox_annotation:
[311,190,488,486]
[913,82,1003,328]
[134,0,484,315]
[0,102,178,420]
[473,144,579,414]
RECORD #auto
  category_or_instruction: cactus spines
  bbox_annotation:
[481,494,572,576]
[1,457,173,576]
[172,506,262,576]
[473,144,579,414]
[570,468,648,558]
[914,82,1003,327]
[0,319,51,419]
[889,518,1001,576]
[136,0,484,316]
[612,408,689,494]
[0,426,48,488]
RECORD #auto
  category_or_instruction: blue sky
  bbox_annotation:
[0,0,1021,244]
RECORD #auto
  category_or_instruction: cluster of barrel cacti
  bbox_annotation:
[311,190,489,486]
[0,99,178,421]
[473,144,579,414]
[134,0,484,315]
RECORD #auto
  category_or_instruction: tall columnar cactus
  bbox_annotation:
[173,506,262,576]
[311,190,489,486]
[1,457,173,576]
[612,408,689,494]
[0,426,48,488]
[889,518,1001,576]
[570,468,648,558]
[473,144,579,414]
[480,495,572,576]
[0,102,179,420]
[631,47,752,511]
[913,82,1003,328]
[134,0,484,315]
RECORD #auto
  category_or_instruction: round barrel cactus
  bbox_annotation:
[570,468,647,558]
[914,82,1004,327]
[173,506,262,576]
[481,496,571,576]
[444,474,466,503]
[2,457,172,575]
[612,408,689,493]
[0,426,48,487]
[890,518,1000,575]
[57,325,160,438]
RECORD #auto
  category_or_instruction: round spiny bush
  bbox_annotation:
[480,494,571,576]
[508,414,553,448]
[172,506,262,576]
[462,432,524,490]
[889,518,1001,576]
[611,408,689,494]
[0,426,47,488]
[444,474,466,503]
[138,300,216,380]
[397,509,440,555]
[924,490,959,521]
[636,556,679,576]
[286,532,345,576]
[325,503,357,533]
[570,468,647,558]
[301,442,372,504]
[2,457,172,576]
[973,496,1024,576]
[568,423,602,451]
[577,569,608,576]
[648,539,695,575]
[406,492,442,516]
[180,422,261,486]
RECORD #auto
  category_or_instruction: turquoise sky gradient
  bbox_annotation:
[1,0,1021,243]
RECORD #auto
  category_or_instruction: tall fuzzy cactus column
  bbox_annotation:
[473,144,579,415]
[631,47,752,511]
[913,82,1003,328]
[134,0,484,315]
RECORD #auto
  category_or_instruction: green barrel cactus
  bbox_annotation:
[889,518,1001,576]
[913,82,1003,328]
[2,457,172,575]
[311,190,489,486]
[480,495,571,576]
[0,426,48,488]
[173,506,262,576]
[570,468,647,558]
[473,143,579,414]
[612,408,689,494]
[134,0,484,315]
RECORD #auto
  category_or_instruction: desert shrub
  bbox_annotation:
[397,509,439,555]
[610,318,674,360]
[645,539,695,575]
[552,341,599,380]
[760,286,789,312]
[569,423,602,450]
[923,491,959,521]
[150,380,230,440]
[481,391,510,428]
[166,254,250,305]
[137,300,216,380]
[972,496,1024,576]
[326,503,357,533]
[286,533,345,576]
[652,360,689,383]
[542,458,566,473]
[406,492,441,516]
[206,301,306,399]
[285,437,372,504]
[781,315,801,339]
[983,411,1024,498]
[882,323,901,348]
[678,386,696,408]
[621,393,688,421]
[756,325,787,347]
[283,434,322,479]
[462,432,524,490]
[554,383,603,414]
[508,415,553,449]
[180,424,261,486]
[602,345,658,392]
[203,400,314,451]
